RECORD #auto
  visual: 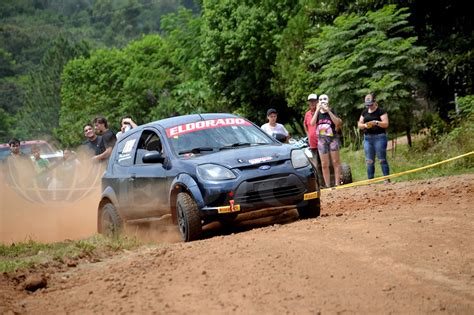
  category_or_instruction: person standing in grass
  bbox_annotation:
[357,93,390,182]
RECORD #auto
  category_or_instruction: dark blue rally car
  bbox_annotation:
[98,113,320,241]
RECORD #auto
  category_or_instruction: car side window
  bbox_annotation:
[134,130,163,165]
[116,135,139,167]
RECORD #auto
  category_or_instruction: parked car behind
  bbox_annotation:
[0,140,63,163]
[98,113,321,241]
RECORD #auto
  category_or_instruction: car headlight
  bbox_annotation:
[197,164,236,181]
[291,149,309,169]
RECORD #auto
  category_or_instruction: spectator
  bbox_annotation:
[93,116,117,161]
[116,115,138,140]
[261,108,290,142]
[50,148,82,190]
[5,138,33,187]
[31,145,50,187]
[82,123,106,159]
[310,94,343,187]
[7,138,24,158]
[31,145,50,172]
[303,93,322,174]
[357,93,390,182]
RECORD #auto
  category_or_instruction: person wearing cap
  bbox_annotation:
[357,93,390,182]
[304,94,321,164]
[310,94,343,187]
[261,108,290,142]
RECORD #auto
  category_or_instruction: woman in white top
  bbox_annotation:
[261,108,290,142]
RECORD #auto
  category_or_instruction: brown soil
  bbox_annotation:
[1,174,473,314]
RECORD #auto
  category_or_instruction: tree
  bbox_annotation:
[57,35,179,146]
[159,8,210,115]
[200,0,298,123]
[13,37,90,140]
[295,5,425,142]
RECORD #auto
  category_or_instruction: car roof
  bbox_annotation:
[140,113,241,130]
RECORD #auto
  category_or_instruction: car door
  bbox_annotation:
[111,132,140,219]
[126,129,170,219]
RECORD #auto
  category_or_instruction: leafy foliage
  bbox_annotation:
[200,0,298,123]
[0,0,472,152]
[303,6,425,127]
[13,38,90,140]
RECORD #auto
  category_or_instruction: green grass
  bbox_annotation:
[340,120,474,183]
[0,235,143,273]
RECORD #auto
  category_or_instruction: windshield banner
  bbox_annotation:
[167,118,251,137]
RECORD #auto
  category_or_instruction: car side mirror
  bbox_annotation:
[274,133,287,142]
[143,152,165,164]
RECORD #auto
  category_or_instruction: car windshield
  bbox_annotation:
[166,118,273,156]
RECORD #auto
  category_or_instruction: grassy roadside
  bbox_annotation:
[0,235,144,273]
[340,120,474,182]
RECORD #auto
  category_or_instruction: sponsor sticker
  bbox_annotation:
[166,118,251,137]
[217,203,241,214]
[249,156,272,164]
[303,191,319,200]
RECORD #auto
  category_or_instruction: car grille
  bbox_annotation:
[234,175,305,205]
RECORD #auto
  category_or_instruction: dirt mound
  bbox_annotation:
[1,174,473,314]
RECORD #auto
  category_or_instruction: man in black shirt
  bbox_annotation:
[83,123,106,159]
[93,116,117,162]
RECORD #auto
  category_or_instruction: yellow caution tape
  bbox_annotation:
[321,151,474,192]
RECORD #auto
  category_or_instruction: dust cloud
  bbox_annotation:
[0,150,102,244]
[0,148,183,245]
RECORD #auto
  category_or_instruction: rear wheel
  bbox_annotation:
[297,198,321,219]
[98,203,123,236]
[176,192,202,242]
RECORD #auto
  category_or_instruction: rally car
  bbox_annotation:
[98,113,320,241]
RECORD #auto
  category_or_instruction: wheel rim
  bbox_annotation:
[177,203,187,238]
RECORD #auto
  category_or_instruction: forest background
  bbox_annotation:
[0,0,472,148]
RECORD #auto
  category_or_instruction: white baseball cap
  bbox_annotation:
[308,93,318,100]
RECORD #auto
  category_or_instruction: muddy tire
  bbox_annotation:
[176,192,202,242]
[297,198,321,219]
[98,203,123,236]
[340,163,353,185]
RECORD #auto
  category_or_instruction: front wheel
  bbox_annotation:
[98,203,123,236]
[297,198,321,219]
[176,192,202,242]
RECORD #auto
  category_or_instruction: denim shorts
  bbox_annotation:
[317,135,340,154]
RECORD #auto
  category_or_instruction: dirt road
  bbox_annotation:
[1,174,473,314]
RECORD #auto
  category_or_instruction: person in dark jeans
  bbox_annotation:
[357,93,390,182]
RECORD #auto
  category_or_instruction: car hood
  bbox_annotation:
[185,144,294,168]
